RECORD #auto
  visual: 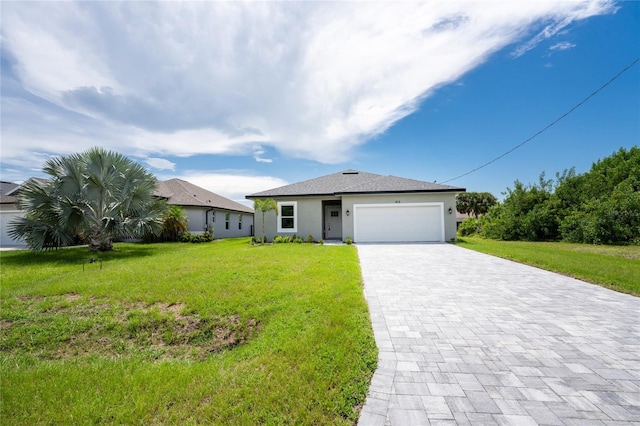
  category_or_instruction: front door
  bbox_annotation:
[324,206,342,240]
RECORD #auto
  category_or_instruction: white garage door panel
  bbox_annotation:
[354,203,443,243]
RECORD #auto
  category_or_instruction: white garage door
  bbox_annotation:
[354,203,444,243]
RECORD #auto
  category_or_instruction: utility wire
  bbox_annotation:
[441,56,640,184]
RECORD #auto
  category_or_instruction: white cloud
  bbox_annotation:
[550,41,577,51]
[1,0,615,168]
[253,146,273,163]
[511,1,614,57]
[145,158,176,171]
[167,172,289,208]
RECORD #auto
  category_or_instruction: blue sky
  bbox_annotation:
[1,1,638,206]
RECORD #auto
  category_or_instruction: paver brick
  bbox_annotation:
[427,383,466,397]
[356,244,640,426]
[493,414,538,426]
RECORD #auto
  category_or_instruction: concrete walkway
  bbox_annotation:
[357,244,640,426]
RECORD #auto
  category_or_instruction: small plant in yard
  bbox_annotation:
[293,237,303,244]
[318,239,324,245]
[273,235,292,244]
[344,237,353,245]
[306,234,314,244]
[253,198,277,244]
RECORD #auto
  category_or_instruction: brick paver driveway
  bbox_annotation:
[357,244,640,426]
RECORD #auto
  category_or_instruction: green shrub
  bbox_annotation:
[180,231,213,243]
[273,235,292,244]
[458,217,483,236]
[306,234,314,244]
[318,239,324,245]
[293,237,303,244]
[344,237,353,245]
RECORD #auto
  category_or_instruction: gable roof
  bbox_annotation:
[247,170,465,198]
[0,181,20,205]
[0,178,50,205]
[1,181,19,196]
[155,179,253,214]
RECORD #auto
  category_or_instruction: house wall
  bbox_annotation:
[341,193,459,242]
[211,209,254,239]
[182,206,254,239]
[255,192,459,243]
[0,209,26,247]
[183,206,208,233]
[254,197,337,242]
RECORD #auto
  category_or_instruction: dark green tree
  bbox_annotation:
[9,147,166,252]
[481,147,639,244]
[558,147,639,244]
[483,174,561,241]
[456,192,498,218]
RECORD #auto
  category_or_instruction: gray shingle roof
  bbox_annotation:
[155,179,254,214]
[247,170,465,198]
[0,181,19,196]
[0,181,19,205]
[0,178,49,205]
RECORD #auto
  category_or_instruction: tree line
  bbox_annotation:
[458,146,639,245]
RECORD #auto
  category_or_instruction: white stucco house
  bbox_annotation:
[155,179,254,238]
[246,170,465,243]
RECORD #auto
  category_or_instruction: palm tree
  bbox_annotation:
[162,205,189,241]
[253,198,277,243]
[9,147,166,252]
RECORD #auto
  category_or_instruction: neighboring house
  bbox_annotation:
[0,181,25,247]
[155,179,254,239]
[246,170,465,243]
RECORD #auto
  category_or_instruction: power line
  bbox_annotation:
[441,56,640,184]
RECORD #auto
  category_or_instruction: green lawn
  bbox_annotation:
[457,237,640,296]
[0,239,377,425]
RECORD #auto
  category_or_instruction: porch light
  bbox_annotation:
[448,207,453,215]
[346,209,350,216]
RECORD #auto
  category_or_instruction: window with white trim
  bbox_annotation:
[277,201,297,232]
[238,214,243,230]
[225,212,230,230]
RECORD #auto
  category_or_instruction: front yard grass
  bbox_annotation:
[457,237,640,296]
[0,238,377,425]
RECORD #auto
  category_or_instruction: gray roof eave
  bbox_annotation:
[335,188,466,195]
[247,188,466,199]
[246,192,336,199]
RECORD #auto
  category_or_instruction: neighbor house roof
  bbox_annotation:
[0,181,20,205]
[247,170,465,198]
[155,179,253,214]
[1,178,50,205]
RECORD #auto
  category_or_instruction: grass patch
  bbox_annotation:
[0,239,377,425]
[457,237,640,296]
[1,296,257,362]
